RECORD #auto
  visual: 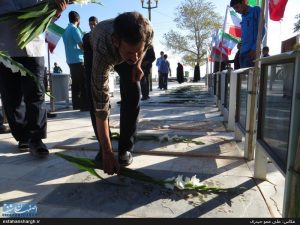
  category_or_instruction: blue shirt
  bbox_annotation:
[159,59,170,74]
[240,6,263,54]
[156,57,163,70]
[62,23,83,64]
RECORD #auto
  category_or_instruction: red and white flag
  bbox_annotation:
[224,7,242,39]
[45,23,65,53]
[269,0,288,21]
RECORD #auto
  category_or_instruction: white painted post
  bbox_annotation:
[254,143,268,180]
[227,70,237,131]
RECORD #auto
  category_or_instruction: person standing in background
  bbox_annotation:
[62,11,88,111]
[176,62,184,84]
[193,63,200,82]
[159,54,171,90]
[262,46,270,57]
[141,45,155,100]
[156,51,164,90]
[53,62,62,73]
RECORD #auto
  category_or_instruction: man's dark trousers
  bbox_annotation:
[141,70,150,98]
[68,62,88,110]
[0,57,47,142]
[115,62,141,155]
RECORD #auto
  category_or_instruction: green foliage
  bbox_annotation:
[162,0,222,67]
[294,14,300,33]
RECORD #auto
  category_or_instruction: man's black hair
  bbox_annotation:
[69,11,80,23]
[230,0,243,7]
[262,46,269,51]
[89,16,98,23]
[113,11,152,45]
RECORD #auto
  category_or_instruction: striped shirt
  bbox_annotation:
[91,18,153,120]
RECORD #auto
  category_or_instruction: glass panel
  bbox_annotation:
[213,74,216,95]
[238,73,248,130]
[217,74,221,100]
[224,72,230,108]
[261,62,294,163]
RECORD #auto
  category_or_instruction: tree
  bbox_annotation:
[294,14,300,33]
[162,0,222,68]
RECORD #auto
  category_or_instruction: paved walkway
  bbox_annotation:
[0,81,284,218]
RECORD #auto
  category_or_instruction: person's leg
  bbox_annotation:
[84,59,100,143]
[118,63,140,164]
[159,72,163,89]
[20,57,47,141]
[163,73,168,90]
[69,63,82,110]
[0,107,10,134]
[141,72,150,99]
[77,63,89,111]
[145,70,150,98]
[0,60,26,141]
[0,110,3,126]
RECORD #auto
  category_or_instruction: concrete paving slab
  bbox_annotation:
[53,130,243,158]
[137,120,226,132]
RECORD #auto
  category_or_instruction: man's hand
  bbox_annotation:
[55,0,68,19]
[248,50,256,59]
[102,150,120,175]
[131,64,144,82]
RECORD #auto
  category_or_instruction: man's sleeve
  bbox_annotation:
[91,50,111,120]
[251,6,263,51]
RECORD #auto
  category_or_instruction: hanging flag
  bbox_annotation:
[247,0,262,6]
[224,7,242,39]
[210,30,239,62]
[45,23,65,53]
[269,0,288,21]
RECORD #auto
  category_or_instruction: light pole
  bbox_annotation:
[141,0,158,91]
[141,0,158,21]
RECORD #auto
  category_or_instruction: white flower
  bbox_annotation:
[174,175,185,190]
[73,0,89,5]
[184,177,190,184]
[190,175,202,187]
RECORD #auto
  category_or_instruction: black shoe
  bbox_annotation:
[141,97,148,101]
[0,125,10,134]
[18,141,29,152]
[94,151,103,169]
[118,151,133,166]
[47,112,57,118]
[29,140,49,158]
